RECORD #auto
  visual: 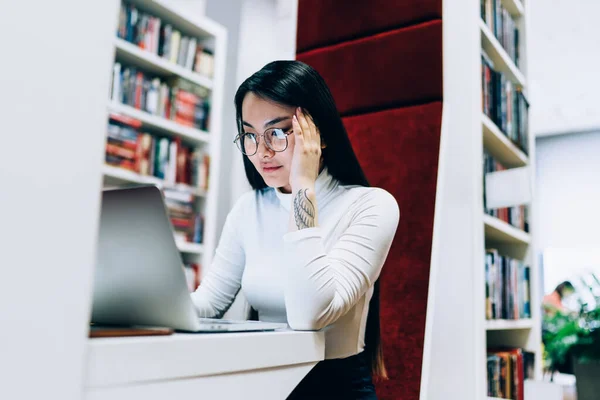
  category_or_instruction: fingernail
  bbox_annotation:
[297,107,302,114]
[293,115,298,121]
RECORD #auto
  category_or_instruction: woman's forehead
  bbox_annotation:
[241,93,295,128]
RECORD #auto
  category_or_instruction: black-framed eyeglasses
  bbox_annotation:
[233,127,293,156]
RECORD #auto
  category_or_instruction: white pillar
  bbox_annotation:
[0,1,119,398]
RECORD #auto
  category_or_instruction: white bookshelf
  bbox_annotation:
[481,0,543,396]
[102,164,207,197]
[482,113,529,168]
[103,0,227,273]
[108,102,210,145]
[480,20,526,86]
[501,0,525,18]
[483,214,531,244]
[114,38,214,90]
[175,240,204,255]
[486,319,534,331]
[426,0,542,399]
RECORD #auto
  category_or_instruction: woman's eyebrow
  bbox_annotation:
[242,116,291,129]
[264,116,291,128]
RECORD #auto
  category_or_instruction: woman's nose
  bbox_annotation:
[256,138,274,158]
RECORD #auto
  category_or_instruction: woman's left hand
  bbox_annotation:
[290,107,321,191]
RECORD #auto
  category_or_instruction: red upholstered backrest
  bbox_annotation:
[297,0,442,53]
[296,2,443,399]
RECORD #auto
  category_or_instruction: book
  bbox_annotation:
[481,52,529,154]
[110,63,211,131]
[485,249,531,320]
[116,3,211,73]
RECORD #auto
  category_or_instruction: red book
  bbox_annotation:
[106,143,136,160]
[109,113,142,129]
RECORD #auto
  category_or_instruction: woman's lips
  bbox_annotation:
[262,166,282,173]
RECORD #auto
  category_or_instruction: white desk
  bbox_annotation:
[84,329,325,400]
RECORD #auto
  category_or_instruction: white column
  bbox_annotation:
[0,1,119,399]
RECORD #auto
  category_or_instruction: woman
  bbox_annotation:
[191,60,399,399]
[543,280,575,315]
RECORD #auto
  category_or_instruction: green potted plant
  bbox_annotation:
[543,302,600,400]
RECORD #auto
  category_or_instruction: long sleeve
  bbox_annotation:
[283,189,399,331]
[190,195,247,318]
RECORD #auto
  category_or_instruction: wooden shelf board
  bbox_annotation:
[482,113,529,168]
[480,20,526,87]
[483,214,531,244]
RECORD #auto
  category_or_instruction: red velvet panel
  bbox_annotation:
[297,21,442,116]
[297,0,442,52]
[342,102,442,400]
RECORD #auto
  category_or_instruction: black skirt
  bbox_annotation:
[287,350,378,400]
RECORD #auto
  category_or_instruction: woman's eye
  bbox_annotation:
[271,128,290,139]
[243,133,257,141]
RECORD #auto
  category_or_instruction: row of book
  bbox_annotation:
[183,263,201,292]
[106,113,210,190]
[487,348,534,400]
[482,51,529,155]
[117,2,215,78]
[110,63,211,131]
[165,189,204,245]
[483,152,529,232]
[485,249,531,321]
[480,0,520,67]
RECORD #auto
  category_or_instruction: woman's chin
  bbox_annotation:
[263,177,288,190]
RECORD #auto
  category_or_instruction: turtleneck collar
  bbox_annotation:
[274,167,339,211]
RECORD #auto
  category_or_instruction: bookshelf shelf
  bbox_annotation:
[104,0,226,270]
[501,0,525,18]
[102,164,207,197]
[108,102,210,145]
[479,20,526,87]
[114,37,214,90]
[432,0,543,397]
[482,114,529,168]
[486,319,534,331]
[175,240,204,254]
[483,214,531,244]
[126,0,224,39]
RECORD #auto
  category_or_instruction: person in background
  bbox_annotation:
[543,281,575,315]
[190,60,400,399]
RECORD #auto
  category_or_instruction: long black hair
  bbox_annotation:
[234,60,388,379]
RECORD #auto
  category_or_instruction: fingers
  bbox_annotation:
[296,107,321,150]
[292,113,303,143]
[296,107,312,140]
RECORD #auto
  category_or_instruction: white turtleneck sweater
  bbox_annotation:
[191,169,400,359]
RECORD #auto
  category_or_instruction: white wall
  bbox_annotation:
[171,0,299,230]
[162,0,207,18]
[204,0,298,318]
[528,0,600,137]
[230,0,299,203]
[535,131,600,292]
[163,0,300,236]
[0,1,119,399]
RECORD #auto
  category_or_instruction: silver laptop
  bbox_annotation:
[91,185,287,333]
